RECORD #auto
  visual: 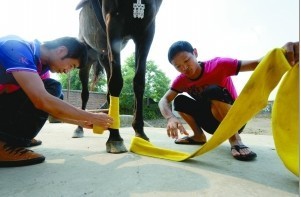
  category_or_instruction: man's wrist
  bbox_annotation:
[166,114,176,121]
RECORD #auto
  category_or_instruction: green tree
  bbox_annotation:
[58,67,107,92]
[145,60,170,102]
[120,53,170,119]
[59,69,81,90]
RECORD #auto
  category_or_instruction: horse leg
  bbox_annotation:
[72,61,93,138]
[132,25,156,141]
[132,54,147,140]
[99,52,127,153]
[98,54,110,109]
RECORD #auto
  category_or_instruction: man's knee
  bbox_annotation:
[203,85,234,104]
[174,94,188,108]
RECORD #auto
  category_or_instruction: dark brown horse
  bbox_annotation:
[74,0,162,153]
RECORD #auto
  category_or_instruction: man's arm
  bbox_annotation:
[239,41,299,72]
[158,89,178,119]
[12,71,113,129]
[158,89,188,138]
[239,59,261,72]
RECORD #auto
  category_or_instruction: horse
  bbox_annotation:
[74,0,163,153]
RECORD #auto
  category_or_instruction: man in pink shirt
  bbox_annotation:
[158,40,298,161]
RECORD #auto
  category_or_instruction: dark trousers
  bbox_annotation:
[0,78,63,146]
[174,85,245,135]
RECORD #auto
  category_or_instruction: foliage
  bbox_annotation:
[119,53,170,119]
[58,69,81,90]
[145,60,170,102]
[58,67,107,92]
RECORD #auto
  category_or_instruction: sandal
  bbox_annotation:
[231,145,257,161]
[175,136,206,145]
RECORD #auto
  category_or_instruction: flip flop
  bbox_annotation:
[231,145,257,161]
[175,136,206,145]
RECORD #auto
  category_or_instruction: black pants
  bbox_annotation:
[174,85,245,135]
[0,78,63,146]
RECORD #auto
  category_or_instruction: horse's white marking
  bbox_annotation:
[133,0,145,19]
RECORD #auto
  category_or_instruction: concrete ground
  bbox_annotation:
[0,122,299,197]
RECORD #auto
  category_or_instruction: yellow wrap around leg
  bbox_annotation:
[130,48,298,176]
[108,96,120,129]
[93,96,120,134]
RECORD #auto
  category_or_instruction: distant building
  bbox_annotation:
[62,89,107,110]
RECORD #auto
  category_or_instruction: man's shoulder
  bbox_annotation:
[171,74,189,88]
[0,35,32,55]
[203,57,238,68]
[204,57,229,63]
[0,35,26,44]
[173,73,187,81]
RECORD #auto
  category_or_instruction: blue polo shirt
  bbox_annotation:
[0,35,50,94]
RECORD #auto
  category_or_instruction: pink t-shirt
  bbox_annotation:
[171,57,240,100]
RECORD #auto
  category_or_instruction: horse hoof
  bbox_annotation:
[72,129,84,138]
[106,141,128,153]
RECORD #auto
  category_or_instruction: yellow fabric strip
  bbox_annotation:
[108,96,120,129]
[130,48,299,176]
[130,137,190,161]
[93,96,120,134]
[272,64,299,176]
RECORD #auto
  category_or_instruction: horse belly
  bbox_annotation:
[79,3,107,53]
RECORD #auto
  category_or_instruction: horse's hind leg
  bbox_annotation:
[131,25,156,141]
[72,61,93,138]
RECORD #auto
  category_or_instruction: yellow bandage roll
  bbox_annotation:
[93,125,106,134]
[272,64,299,176]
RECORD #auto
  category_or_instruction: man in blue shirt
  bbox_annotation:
[0,35,113,167]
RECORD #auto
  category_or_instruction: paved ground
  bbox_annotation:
[0,122,299,197]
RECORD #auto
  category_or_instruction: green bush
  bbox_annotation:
[144,103,162,119]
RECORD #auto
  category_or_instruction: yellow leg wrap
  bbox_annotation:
[93,123,106,134]
[93,96,120,134]
[108,96,120,129]
[130,48,299,176]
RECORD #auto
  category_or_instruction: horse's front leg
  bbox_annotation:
[106,61,127,153]
[103,37,127,153]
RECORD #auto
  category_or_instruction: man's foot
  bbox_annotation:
[175,136,206,145]
[231,145,257,161]
[0,140,45,167]
[25,139,42,147]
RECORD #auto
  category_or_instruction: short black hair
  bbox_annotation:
[167,41,194,63]
[43,37,88,69]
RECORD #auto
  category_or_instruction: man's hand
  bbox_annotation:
[282,41,299,66]
[166,116,189,139]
